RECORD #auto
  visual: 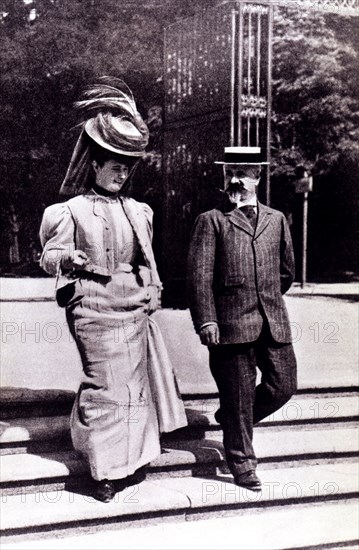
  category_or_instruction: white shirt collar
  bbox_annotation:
[236,196,258,209]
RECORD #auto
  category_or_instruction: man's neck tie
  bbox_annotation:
[240,205,257,229]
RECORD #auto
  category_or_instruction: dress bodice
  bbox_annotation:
[88,196,140,269]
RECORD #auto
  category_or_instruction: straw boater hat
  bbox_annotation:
[59,77,149,196]
[215,146,269,165]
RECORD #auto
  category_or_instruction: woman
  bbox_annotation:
[39,78,187,502]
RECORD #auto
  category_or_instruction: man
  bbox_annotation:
[187,146,297,491]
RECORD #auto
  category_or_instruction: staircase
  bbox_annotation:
[1,386,358,548]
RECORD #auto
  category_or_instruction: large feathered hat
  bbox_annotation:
[59,77,149,196]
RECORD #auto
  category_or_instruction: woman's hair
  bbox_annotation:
[82,135,139,194]
[88,138,139,169]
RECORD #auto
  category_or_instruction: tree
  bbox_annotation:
[271,7,358,280]
[271,7,359,177]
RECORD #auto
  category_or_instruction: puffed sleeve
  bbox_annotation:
[39,203,75,276]
[141,202,162,289]
[141,202,154,241]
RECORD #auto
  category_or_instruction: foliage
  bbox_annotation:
[272,7,359,177]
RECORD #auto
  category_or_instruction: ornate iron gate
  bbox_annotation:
[162,1,274,306]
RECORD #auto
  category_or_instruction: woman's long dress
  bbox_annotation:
[40,193,186,481]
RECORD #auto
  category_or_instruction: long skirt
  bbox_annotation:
[65,270,185,481]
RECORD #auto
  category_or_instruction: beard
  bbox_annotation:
[225,178,258,204]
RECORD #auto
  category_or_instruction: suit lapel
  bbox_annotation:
[224,201,272,238]
[254,202,271,239]
[225,208,255,236]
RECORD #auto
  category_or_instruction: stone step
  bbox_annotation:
[0,389,75,420]
[0,416,71,451]
[1,461,358,536]
[1,392,357,454]
[1,423,357,495]
[185,391,359,426]
[1,386,358,420]
[2,500,358,550]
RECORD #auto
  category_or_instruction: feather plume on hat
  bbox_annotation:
[60,77,149,196]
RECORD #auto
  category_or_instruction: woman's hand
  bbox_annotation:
[147,285,160,315]
[61,250,89,271]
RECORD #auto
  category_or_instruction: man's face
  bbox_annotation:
[92,159,130,193]
[224,164,261,204]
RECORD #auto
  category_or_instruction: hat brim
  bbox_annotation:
[85,119,145,157]
[215,161,269,165]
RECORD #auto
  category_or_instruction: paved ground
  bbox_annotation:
[1,278,358,550]
[1,279,358,394]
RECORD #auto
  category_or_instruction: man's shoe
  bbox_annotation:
[234,470,262,492]
[93,479,116,503]
[214,408,223,425]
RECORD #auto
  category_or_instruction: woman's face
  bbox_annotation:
[92,159,130,193]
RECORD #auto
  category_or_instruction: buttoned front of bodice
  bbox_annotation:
[84,196,140,272]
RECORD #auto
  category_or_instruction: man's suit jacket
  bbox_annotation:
[187,198,295,344]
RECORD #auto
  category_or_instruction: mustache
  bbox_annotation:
[226,182,243,193]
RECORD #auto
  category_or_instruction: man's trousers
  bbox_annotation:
[209,324,297,475]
